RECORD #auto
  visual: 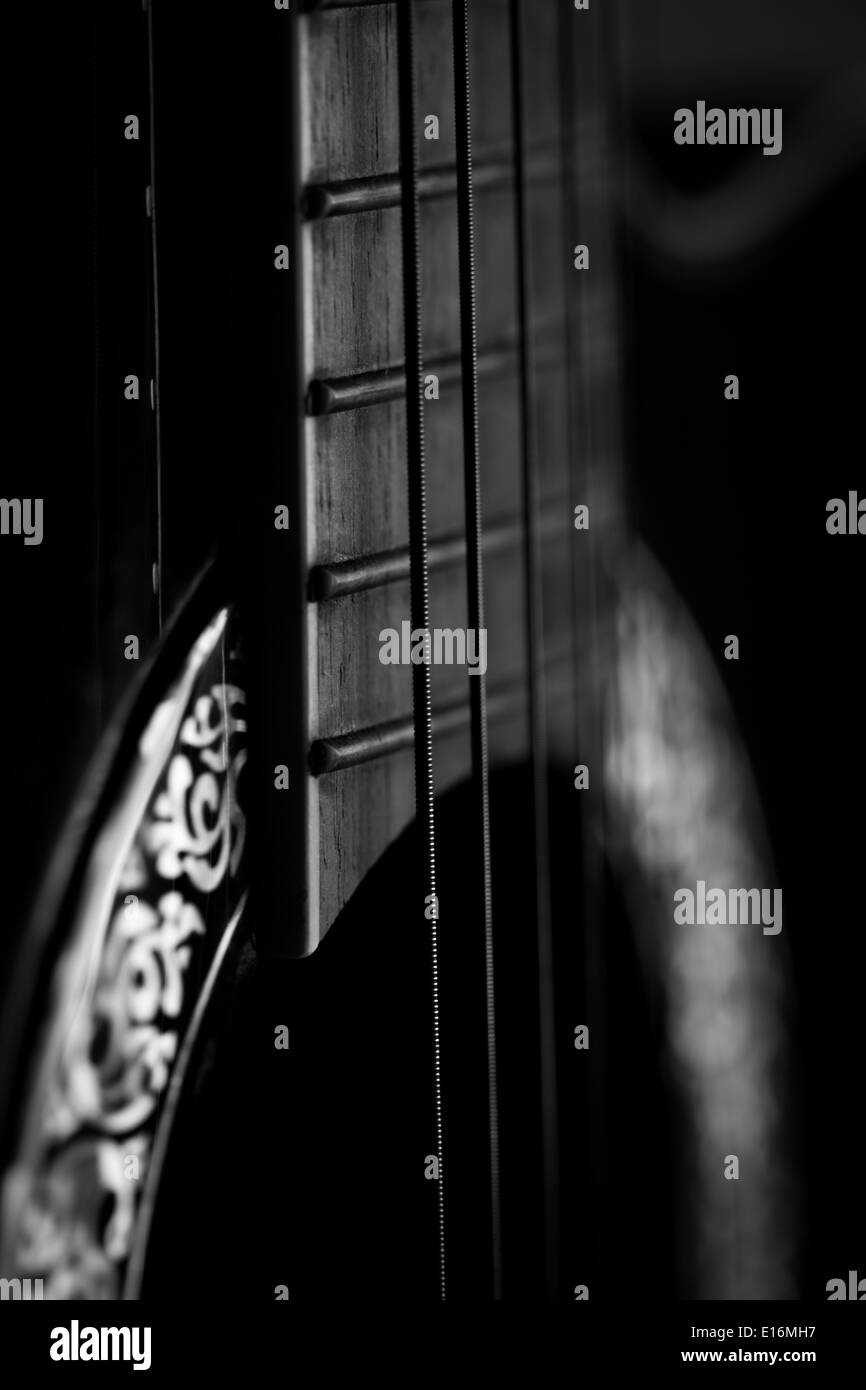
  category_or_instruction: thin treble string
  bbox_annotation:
[451,0,502,1301]
[507,0,560,1298]
[396,0,446,1302]
[145,0,163,633]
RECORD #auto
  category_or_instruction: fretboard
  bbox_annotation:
[269,0,621,954]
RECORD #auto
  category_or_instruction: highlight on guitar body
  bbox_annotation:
[0,0,864,1314]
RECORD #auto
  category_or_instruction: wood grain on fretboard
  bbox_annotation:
[297,0,581,951]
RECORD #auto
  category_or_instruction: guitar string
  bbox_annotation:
[145,0,163,633]
[451,0,502,1301]
[507,0,561,1298]
[396,0,446,1302]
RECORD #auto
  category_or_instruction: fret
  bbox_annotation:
[306,364,405,416]
[303,142,561,221]
[310,653,572,776]
[310,533,467,601]
[309,506,563,600]
[311,697,467,776]
[306,326,562,416]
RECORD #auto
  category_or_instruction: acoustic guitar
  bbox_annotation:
[0,0,796,1303]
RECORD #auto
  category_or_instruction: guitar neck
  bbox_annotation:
[261,0,609,955]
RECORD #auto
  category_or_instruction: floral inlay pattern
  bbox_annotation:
[0,609,246,1299]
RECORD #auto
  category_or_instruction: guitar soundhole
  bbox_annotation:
[142,766,677,1301]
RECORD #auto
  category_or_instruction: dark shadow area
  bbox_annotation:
[145,765,678,1302]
